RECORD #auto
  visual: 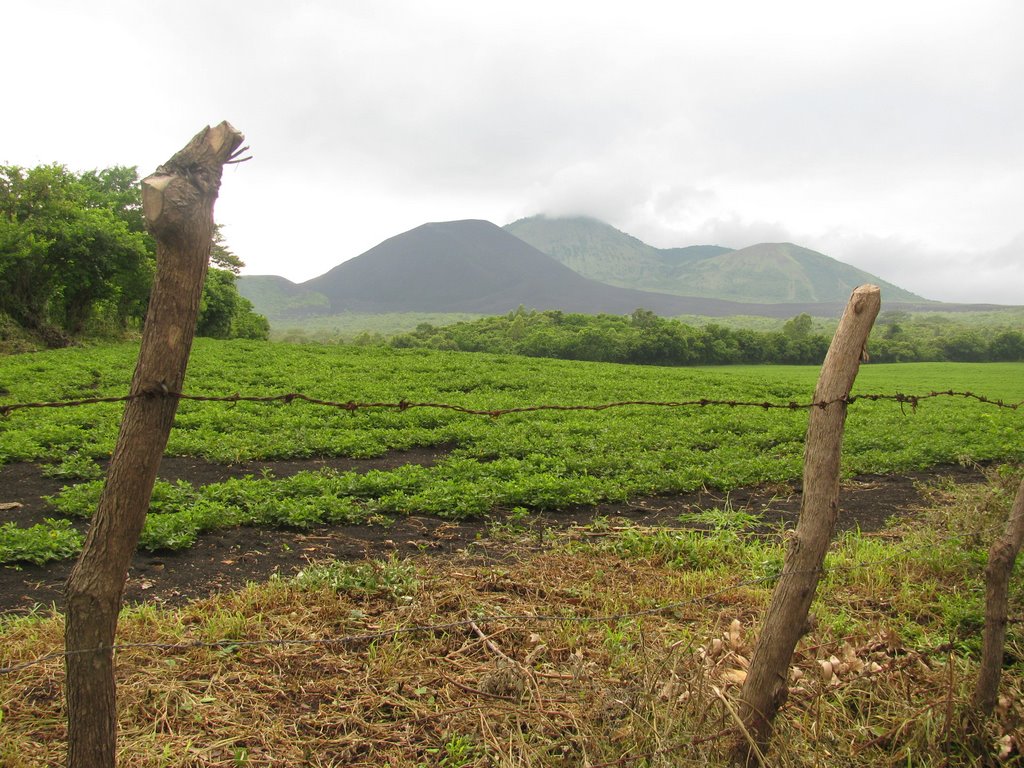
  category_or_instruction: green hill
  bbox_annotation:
[504,215,733,289]
[504,215,927,304]
[683,242,927,303]
[235,275,329,320]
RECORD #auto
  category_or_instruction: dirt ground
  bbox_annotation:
[0,450,985,616]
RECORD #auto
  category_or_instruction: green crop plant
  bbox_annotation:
[0,518,84,565]
[1,341,1021,563]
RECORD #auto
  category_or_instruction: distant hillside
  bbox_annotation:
[239,220,878,321]
[504,215,732,288]
[236,275,329,319]
[504,215,927,303]
[685,242,926,303]
[240,219,1007,328]
[298,220,771,315]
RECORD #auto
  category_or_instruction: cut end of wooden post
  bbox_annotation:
[851,284,881,314]
[141,122,246,239]
[207,121,240,155]
[141,175,173,222]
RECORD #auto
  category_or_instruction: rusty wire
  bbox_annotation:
[1,388,1021,419]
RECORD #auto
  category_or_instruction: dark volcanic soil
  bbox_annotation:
[0,452,984,616]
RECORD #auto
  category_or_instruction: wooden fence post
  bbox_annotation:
[973,476,1024,715]
[731,284,880,766]
[64,122,244,768]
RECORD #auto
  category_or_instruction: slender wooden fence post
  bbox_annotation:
[973,476,1024,715]
[64,122,245,768]
[731,284,880,766]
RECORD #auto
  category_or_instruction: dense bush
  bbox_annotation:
[0,164,267,346]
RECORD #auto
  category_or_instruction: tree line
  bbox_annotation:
[387,307,1024,366]
[389,308,831,365]
[0,163,267,347]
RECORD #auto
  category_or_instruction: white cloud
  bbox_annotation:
[2,0,1021,303]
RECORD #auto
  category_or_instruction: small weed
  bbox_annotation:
[203,610,250,647]
[608,527,757,571]
[292,555,419,599]
[603,619,637,659]
[679,498,763,531]
[486,505,532,539]
[424,733,482,768]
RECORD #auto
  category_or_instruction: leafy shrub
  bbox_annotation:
[0,519,84,565]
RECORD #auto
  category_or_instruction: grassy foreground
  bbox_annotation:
[2,467,1024,766]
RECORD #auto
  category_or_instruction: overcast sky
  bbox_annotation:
[5,1,1023,304]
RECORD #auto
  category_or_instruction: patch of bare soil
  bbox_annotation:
[0,452,985,616]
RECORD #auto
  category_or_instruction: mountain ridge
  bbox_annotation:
[238,217,1010,324]
[292,219,799,316]
[503,215,926,304]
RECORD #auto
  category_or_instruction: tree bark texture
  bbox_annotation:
[64,122,245,768]
[732,284,881,766]
[973,477,1024,716]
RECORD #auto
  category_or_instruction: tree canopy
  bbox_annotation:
[0,164,267,346]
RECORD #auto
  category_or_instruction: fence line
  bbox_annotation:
[0,545,920,676]
[2,387,1022,419]
[2,377,1022,763]
[0,384,1020,677]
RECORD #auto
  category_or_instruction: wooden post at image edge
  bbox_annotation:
[973,477,1024,716]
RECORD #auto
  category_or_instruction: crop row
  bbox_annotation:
[1,341,1021,563]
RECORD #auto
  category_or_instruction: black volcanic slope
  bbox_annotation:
[300,219,803,316]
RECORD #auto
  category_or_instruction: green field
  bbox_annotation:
[3,341,1024,765]
[1,340,1022,561]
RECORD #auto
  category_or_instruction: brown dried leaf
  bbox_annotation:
[998,734,1013,760]
[841,643,859,664]
[659,680,679,701]
[720,668,747,685]
[727,618,743,650]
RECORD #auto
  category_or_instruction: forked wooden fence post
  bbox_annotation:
[731,284,881,766]
[63,123,245,768]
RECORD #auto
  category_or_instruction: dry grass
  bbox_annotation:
[3,469,1024,766]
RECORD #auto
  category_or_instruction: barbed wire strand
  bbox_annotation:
[1,388,1021,419]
